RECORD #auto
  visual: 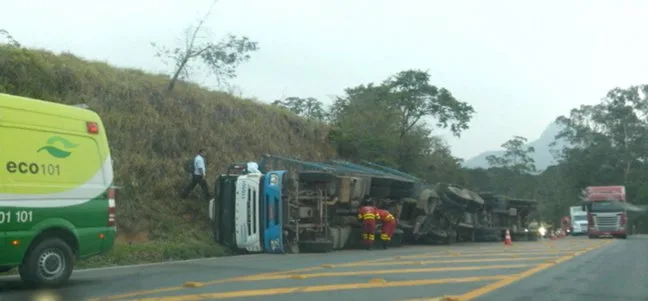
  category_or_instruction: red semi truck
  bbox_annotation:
[582,185,628,239]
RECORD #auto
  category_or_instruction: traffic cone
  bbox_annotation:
[504,229,512,246]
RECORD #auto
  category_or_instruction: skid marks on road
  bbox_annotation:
[94,240,611,301]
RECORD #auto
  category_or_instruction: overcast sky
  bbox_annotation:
[3,0,647,160]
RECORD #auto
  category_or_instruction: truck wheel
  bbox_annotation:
[443,231,457,245]
[19,238,74,288]
[287,242,300,254]
[618,235,628,239]
[298,240,334,253]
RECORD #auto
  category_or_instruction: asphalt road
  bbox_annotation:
[0,236,644,301]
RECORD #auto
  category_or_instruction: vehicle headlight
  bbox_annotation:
[269,174,279,186]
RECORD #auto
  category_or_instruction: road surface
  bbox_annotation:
[0,236,645,301]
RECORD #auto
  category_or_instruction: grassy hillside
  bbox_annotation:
[0,45,336,265]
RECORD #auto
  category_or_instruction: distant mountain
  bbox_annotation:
[463,122,568,171]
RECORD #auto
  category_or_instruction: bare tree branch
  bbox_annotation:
[151,0,258,93]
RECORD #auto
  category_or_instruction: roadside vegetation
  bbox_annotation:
[1,21,647,269]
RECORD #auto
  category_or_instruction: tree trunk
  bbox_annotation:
[167,58,190,93]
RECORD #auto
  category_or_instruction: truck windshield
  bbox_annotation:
[588,201,624,212]
[573,215,587,221]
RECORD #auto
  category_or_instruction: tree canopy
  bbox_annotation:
[274,69,475,184]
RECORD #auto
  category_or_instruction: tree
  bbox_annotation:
[328,69,475,171]
[385,70,475,137]
[272,96,328,121]
[486,136,537,174]
[151,0,259,92]
[554,85,648,183]
[0,29,20,48]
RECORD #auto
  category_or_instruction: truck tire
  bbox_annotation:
[618,235,628,239]
[298,240,334,253]
[443,230,457,245]
[19,237,75,288]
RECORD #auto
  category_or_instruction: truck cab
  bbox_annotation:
[583,186,628,239]
[209,164,287,254]
[569,206,588,235]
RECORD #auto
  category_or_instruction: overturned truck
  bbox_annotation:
[475,193,539,242]
[209,155,532,254]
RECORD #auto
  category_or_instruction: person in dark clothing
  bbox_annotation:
[181,149,210,200]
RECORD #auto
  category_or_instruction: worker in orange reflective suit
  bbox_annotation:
[376,208,397,249]
[357,198,377,249]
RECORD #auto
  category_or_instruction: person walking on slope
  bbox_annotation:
[376,208,397,249]
[357,196,377,250]
[181,149,210,200]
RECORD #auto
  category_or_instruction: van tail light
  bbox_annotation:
[87,121,99,134]
[108,187,116,227]
[620,212,627,226]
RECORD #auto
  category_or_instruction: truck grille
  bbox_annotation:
[595,215,620,231]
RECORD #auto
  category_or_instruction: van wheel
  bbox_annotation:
[19,238,74,288]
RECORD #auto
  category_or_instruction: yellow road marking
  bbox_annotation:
[126,275,509,301]
[243,263,531,281]
[88,242,608,301]
[390,250,581,260]
[86,254,408,301]
[457,240,613,300]
[398,241,613,301]
[317,256,557,268]
[182,282,204,288]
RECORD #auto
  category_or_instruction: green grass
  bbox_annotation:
[0,44,336,268]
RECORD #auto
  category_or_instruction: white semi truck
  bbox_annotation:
[569,205,588,235]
